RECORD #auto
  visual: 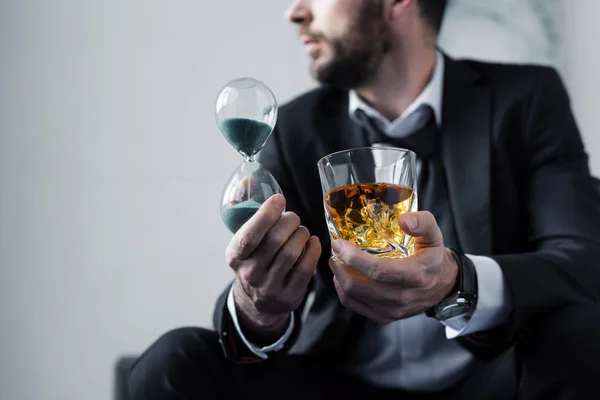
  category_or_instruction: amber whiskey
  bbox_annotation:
[325,183,415,258]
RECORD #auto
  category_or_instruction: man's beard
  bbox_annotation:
[311,2,390,89]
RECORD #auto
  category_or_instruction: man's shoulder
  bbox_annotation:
[454,57,563,89]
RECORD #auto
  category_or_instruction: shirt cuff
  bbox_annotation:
[444,255,513,339]
[226,284,295,359]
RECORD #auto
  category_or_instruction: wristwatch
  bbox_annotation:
[426,249,478,321]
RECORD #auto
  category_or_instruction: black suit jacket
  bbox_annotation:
[214,55,600,364]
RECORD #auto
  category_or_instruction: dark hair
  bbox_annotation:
[418,0,448,34]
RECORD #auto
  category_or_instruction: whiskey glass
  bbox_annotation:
[317,147,417,258]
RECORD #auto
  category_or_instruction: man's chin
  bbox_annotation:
[310,60,325,81]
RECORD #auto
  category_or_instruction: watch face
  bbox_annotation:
[439,303,471,320]
[436,294,477,320]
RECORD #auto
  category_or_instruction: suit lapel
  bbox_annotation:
[441,55,492,255]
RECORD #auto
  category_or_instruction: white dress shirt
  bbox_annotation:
[227,51,513,391]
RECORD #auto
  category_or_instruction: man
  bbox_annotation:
[129,0,600,398]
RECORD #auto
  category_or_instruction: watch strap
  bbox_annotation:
[451,249,477,297]
[425,249,478,320]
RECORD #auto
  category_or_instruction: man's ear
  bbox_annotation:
[385,0,417,21]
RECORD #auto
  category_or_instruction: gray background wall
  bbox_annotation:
[0,1,598,399]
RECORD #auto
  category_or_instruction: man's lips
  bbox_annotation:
[301,35,318,44]
[301,36,322,55]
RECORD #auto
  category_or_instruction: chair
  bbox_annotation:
[113,355,138,400]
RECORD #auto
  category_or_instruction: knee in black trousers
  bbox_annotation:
[127,327,381,400]
[128,327,225,400]
[127,305,600,400]
[515,304,600,399]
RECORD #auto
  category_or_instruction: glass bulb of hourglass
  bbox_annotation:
[215,77,278,158]
[216,77,283,233]
[220,160,283,233]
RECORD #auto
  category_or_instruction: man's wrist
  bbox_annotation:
[443,255,512,338]
[226,285,295,359]
[426,249,478,321]
[232,284,291,345]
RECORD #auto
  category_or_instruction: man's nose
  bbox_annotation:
[285,0,312,25]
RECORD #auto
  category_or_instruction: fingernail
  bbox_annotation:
[331,240,342,253]
[404,215,418,230]
[273,195,285,208]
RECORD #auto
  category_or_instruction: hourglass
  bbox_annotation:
[216,77,284,233]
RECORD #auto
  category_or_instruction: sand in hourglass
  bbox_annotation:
[219,118,273,156]
[222,199,262,233]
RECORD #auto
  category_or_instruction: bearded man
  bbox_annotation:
[129,1,600,399]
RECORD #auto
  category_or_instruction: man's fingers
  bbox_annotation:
[226,194,286,261]
[333,277,392,325]
[331,239,395,282]
[329,257,382,300]
[398,211,444,249]
[265,226,311,288]
[232,176,258,202]
[235,213,302,288]
[251,212,302,269]
[285,236,321,291]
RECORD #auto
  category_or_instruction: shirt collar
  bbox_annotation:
[349,51,444,136]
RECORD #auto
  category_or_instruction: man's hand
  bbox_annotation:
[329,211,458,325]
[226,194,321,344]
